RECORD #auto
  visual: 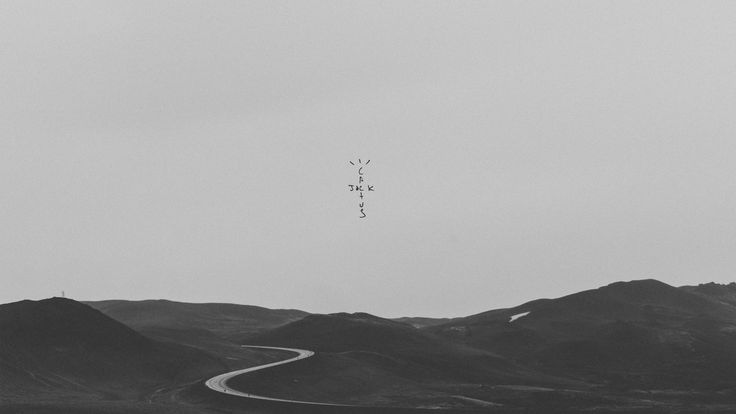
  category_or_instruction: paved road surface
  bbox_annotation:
[204,345,348,406]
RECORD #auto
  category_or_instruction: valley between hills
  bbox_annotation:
[4,279,736,413]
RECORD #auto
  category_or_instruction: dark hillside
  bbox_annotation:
[248,312,440,353]
[246,312,522,379]
[85,299,308,343]
[236,312,564,408]
[428,279,736,390]
[0,298,223,402]
[1,297,149,351]
[681,282,736,307]
[392,317,454,329]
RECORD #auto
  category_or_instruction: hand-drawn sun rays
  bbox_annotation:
[348,159,370,166]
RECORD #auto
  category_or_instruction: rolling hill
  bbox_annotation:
[0,298,225,402]
[392,316,455,329]
[229,280,736,411]
[7,280,736,413]
[83,299,309,365]
[681,282,736,307]
[85,299,308,341]
[231,312,562,409]
[428,279,736,390]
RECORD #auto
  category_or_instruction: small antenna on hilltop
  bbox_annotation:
[61,291,65,298]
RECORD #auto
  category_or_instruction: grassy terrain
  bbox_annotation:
[228,281,736,411]
[84,299,307,343]
[7,281,736,413]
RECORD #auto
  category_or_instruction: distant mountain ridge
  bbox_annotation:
[247,312,446,352]
[84,299,308,344]
[5,279,736,412]
[392,316,455,328]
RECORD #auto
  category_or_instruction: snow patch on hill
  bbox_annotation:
[509,311,530,322]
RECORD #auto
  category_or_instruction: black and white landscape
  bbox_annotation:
[3,2,736,413]
[5,280,736,413]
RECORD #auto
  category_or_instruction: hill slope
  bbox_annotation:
[238,280,736,411]
[428,279,736,390]
[249,312,441,352]
[234,312,560,408]
[0,297,223,403]
[681,282,736,307]
[84,299,308,344]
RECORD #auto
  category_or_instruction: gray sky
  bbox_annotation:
[2,1,736,317]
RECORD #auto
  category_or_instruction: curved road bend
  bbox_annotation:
[204,345,348,406]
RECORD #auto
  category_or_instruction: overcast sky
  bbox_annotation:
[2,1,736,317]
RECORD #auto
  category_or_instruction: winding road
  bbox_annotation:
[204,345,347,406]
